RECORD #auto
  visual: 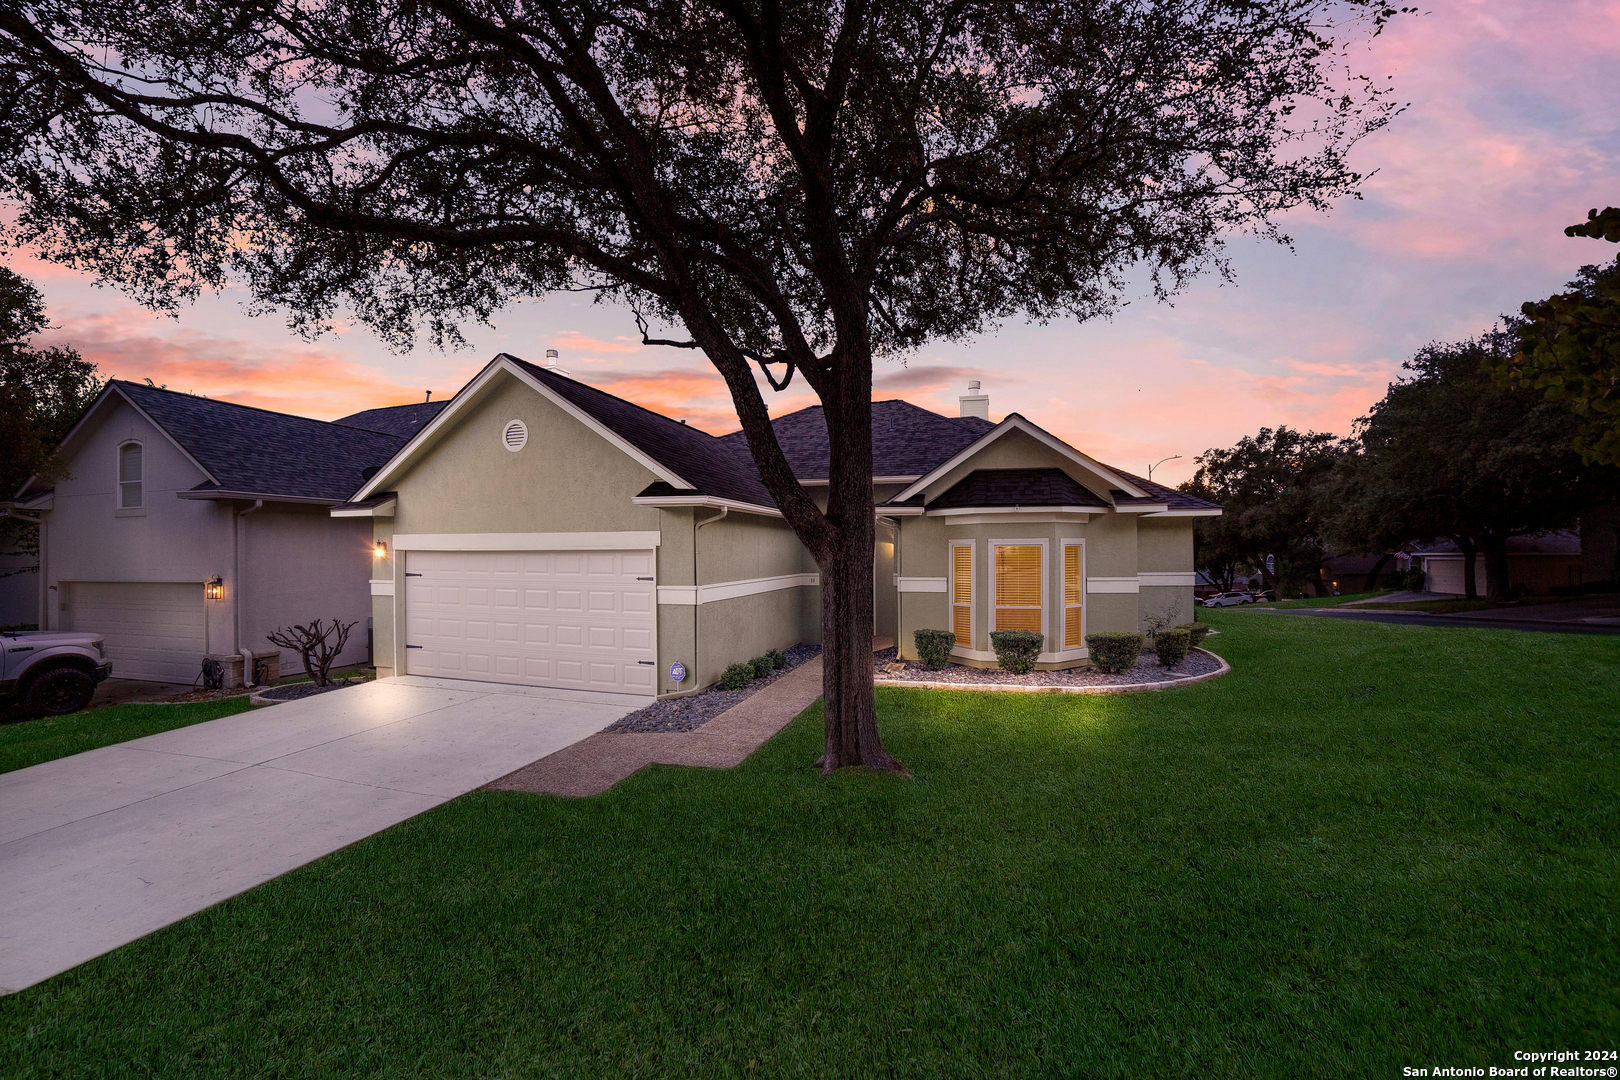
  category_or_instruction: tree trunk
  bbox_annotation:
[1457,538,1479,599]
[1363,553,1394,592]
[1482,536,1512,601]
[812,356,904,776]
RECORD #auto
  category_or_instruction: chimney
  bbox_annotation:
[541,348,571,378]
[959,380,989,420]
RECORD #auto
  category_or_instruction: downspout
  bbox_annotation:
[235,500,264,685]
[663,506,727,698]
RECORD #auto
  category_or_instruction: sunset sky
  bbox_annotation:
[9,0,1619,490]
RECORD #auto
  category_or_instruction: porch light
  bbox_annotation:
[205,576,224,600]
[374,541,388,558]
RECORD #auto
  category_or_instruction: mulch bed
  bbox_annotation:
[151,688,255,705]
[254,677,372,702]
[871,645,1222,687]
[603,643,823,734]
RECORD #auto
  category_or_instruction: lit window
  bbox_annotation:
[118,443,143,508]
[1063,543,1084,648]
[950,542,973,647]
[994,544,1043,635]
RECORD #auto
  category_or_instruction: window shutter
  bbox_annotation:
[1064,545,1083,648]
[951,544,972,644]
[994,545,1043,635]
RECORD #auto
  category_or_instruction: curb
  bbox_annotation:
[874,647,1231,695]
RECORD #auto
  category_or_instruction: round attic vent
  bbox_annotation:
[502,419,528,452]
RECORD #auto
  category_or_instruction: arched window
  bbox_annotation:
[118,442,143,508]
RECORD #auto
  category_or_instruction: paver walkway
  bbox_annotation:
[0,676,637,993]
[489,657,825,797]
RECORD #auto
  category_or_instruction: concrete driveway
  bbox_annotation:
[0,676,639,993]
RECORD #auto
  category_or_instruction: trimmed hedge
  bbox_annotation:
[989,629,1043,674]
[766,648,787,670]
[913,629,955,671]
[749,655,774,680]
[721,662,755,690]
[1086,632,1144,674]
[1178,622,1212,649]
[1154,626,1191,670]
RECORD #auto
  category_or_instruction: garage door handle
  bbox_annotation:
[406,645,423,649]
[406,573,424,577]
[638,660,655,665]
[636,576,653,581]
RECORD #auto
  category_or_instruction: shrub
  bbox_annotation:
[1402,567,1426,592]
[766,648,787,670]
[1154,627,1191,670]
[721,662,756,690]
[1178,622,1212,649]
[989,629,1043,674]
[913,629,955,671]
[1085,632,1144,674]
[749,655,774,680]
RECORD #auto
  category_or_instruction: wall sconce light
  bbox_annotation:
[373,541,388,559]
[205,576,224,600]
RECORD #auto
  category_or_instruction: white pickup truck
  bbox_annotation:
[0,630,113,715]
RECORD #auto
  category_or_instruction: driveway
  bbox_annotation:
[0,676,639,993]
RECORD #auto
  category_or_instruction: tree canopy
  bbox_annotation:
[1180,426,1344,597]
[1326,330,1615,600]
[0,0,1408,769]
[1486,209,1620,466]
[0,266,103,579]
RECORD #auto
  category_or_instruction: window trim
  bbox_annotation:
[988,537,1048,642]
[948,540,974,653]
[1060,539,1086,655]
[117,440,144,510]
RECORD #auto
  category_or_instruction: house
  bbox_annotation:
[1413,532,1583,596]
[6,382,416,684]
[338,353,1221,697]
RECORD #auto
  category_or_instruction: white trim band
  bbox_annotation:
[657,572,820,605]
[370,580,395,596]
[1140,571,1196,587]
[332,499,396,518]
[391,531,661,551]
[1087,576,1140,594]
[897,576,947,593]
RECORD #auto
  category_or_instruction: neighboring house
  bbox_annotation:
[338,353,1221,697]
[6,382,412,683]
[1413,532,1583,596]
[1318,551,1407,595]
[1580,505,1619,589]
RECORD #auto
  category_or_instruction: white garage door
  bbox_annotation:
[1426,558,1466,595]
[403,550,656,695]
[64,581,206,683]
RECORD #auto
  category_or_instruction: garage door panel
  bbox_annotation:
[65,581,205,683]
[404,549,656,696]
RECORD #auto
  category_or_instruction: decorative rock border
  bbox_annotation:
[873,647,1231,695]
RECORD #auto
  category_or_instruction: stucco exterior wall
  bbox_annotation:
[1137,518,1196,630]
[41,395,371,671]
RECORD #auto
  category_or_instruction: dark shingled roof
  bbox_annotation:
[505,357,777,507]
[114,381,406,502]
[718,399,996,480]
[926,468,1113,510]
[1105,468,1222,512]
[334,401,449,438]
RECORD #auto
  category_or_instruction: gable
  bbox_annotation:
[907,425,1126,507]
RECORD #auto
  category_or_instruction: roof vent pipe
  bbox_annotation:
[541,348,571,378]
[959,380,989,420]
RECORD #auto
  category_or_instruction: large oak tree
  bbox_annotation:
[0,0,1404,770]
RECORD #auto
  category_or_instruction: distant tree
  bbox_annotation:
[0,267,103,577]
[1329,331,1617,600]
[1181,427,1344,597]
[0,0,1408,772]
[1485,208,1620,465]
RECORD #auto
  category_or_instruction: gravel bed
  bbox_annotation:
[603,642,822,733]
[872,644,1222,687]
[255,677,371,702]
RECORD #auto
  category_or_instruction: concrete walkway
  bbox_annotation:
[0,675,638,993]
[489,657,825,797]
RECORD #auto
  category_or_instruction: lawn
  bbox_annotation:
[0,696,257,774]
[2,611,1616,1077]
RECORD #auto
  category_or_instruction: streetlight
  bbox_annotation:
[1148,454,1182,482]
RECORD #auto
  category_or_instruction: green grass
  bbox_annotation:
[1248,590,1390,609]
[1350,595,1578,615]
[0,696,256,774]
[3,612,1616,1077]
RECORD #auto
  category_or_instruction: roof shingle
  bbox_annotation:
[334,401,449,438]
[925,468,1112,510]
